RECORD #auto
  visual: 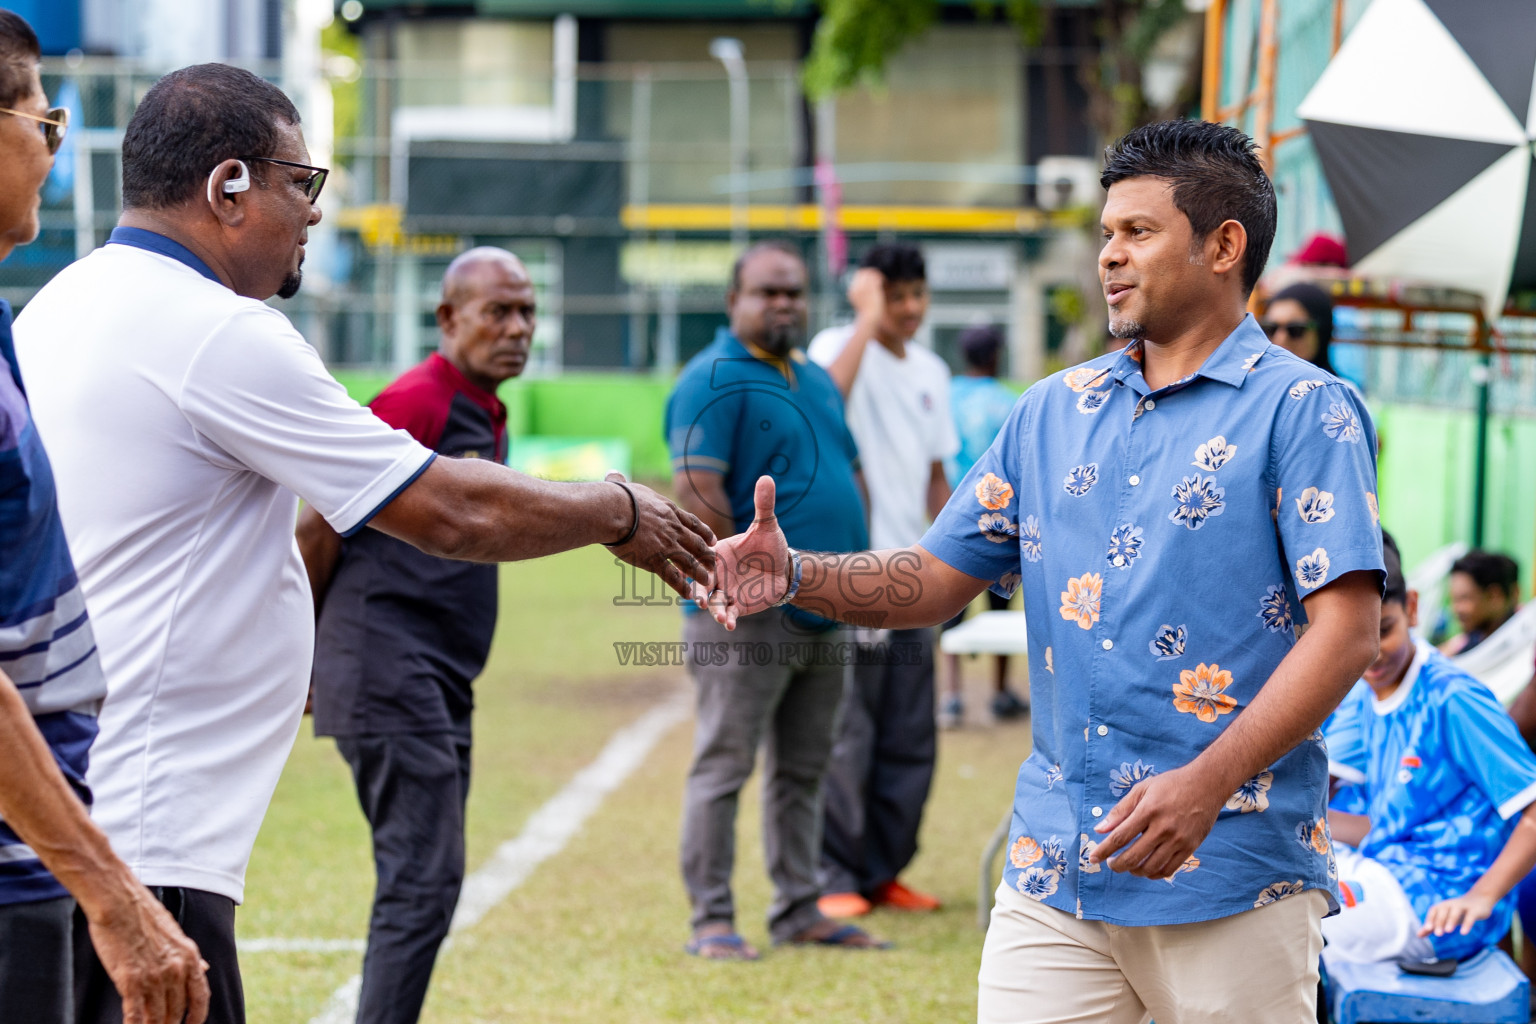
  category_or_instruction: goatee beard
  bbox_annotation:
[277,270,302,300]
[762,322,801,354]
[1108,315,1143,340]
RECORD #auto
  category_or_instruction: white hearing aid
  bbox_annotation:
[206,160,251,204]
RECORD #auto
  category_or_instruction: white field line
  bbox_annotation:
[241,938,367,954]
[307,689,692,1024]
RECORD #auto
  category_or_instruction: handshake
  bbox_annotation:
[610,473,792,629]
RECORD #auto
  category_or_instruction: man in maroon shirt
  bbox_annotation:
[300,247,533,1024]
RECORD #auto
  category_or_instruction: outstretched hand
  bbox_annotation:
[605,472,716,599]
[696,475,790,630]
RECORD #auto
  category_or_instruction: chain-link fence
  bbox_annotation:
[12,37,1084,379]
[1332,302,1536,414]
[1313,291,1536,585]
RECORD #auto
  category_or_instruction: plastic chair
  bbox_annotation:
[1322,947,1530,1024]
[1452,601,1536,706]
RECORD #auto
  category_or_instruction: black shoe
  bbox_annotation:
[990,689,1029,720]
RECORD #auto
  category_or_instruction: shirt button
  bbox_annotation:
[1101,639,1113,650]
[1129,475,1141,486]
[1143,399,1156,411]
[1092,806,1103,817]
[1096,724,1108,736]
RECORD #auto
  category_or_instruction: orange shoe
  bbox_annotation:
[817,891,872,918]
[872,879,942,912]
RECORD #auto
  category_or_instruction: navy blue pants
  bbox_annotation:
[0,896,73,1023]
[73,886,242,1024]
[819,627,937,896]
[337,720,471,1024]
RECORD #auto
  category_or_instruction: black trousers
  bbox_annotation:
[0,895,74,1024]
[819,627,938,896]
[73,886,241,1024]
[336,722,471,1024]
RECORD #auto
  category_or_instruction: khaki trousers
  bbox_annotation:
[978,881,1327,1024]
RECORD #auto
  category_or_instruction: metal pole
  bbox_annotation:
[72,127,94,261]
[1201,0,1228,123]
[1471,349,1492,547]
[814,97,842,329]
[392,249,420,375]
[627,69,652,370]
[1253,0,1279,169]
[710,37,748,250]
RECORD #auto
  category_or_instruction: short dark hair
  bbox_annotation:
[1451,549,1521,598]
[859,242,925,283]
[122,63,302,210]
[1100,120,1277,294]
[730,239,804,291]
[959,324,1003,369]
[1381,529,1407,607]
[0,10,40,111]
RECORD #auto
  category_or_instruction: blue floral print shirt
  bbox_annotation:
[1325,638,1536,960]
[920,315,1384,926]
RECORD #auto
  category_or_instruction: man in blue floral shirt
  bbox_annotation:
[700,119,1384,1024]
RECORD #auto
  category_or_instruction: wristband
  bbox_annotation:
[603,480,640,547]
[774,547,802,607]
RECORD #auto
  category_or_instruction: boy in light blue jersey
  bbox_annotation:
[1324,530,1536,964]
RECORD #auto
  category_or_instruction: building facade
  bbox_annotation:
[5,0,1155,381]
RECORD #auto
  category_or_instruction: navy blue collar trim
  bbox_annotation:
[107,227,222,284]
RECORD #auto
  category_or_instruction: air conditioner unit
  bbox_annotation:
[1036,156,1101,211]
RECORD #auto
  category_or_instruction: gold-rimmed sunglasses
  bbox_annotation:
[0,105,69,155]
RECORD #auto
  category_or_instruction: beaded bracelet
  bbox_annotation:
[603,480,640,547]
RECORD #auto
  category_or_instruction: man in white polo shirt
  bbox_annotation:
[14,64,712,1024]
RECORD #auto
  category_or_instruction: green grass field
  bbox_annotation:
[237,544,1032,1023]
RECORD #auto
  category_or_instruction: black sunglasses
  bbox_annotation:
[1261,320,1316,341]
[1,105,68,155]
[240,156,329,203]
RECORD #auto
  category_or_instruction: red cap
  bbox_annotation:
[1291,232,1348,268]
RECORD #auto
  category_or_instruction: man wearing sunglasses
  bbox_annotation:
[0,11,208,1024]
[14,62,713,1023]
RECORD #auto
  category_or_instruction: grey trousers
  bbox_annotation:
[819,626,937,897]
[336,721,471,1024]
[680,611,848,941]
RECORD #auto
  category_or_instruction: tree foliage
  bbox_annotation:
[802,0,940,101]
[804,0,1200,141]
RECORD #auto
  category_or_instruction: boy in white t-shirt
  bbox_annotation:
[807,243,958,917]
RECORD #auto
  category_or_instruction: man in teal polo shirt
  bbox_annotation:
[666,241,884,958]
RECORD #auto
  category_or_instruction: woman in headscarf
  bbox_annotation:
[1262,281,1336,373]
